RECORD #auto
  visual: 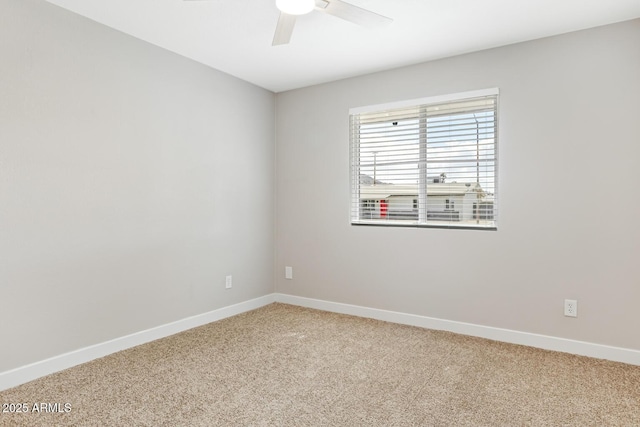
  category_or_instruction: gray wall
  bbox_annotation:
[0,0,275,372]
[275,19,640,350]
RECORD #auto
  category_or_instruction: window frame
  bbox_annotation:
[349,88,499,231]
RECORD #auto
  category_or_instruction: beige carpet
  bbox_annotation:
[1,303,639,426]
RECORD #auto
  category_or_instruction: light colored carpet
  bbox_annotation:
[1,303,639,426]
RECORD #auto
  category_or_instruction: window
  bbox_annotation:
[350,89,498,229]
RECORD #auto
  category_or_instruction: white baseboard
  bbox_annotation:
[4,292,638,392]
[274,293,640,366]
[0,294,275,392]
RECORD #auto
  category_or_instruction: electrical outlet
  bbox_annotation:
[564,299,577,317]
[285,266,293,280]
[225,275,232,289]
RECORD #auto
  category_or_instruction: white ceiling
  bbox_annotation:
[45,0,640,92]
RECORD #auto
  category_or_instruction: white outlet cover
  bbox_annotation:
[225,275,232,289]
[285,266,293,280]
[564,299,577,317]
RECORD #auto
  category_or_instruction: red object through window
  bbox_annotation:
[380,200,388,218]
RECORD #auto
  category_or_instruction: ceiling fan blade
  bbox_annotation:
[272,12,297,46]
[317,0,392,28]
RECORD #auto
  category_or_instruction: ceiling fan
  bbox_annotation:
[184,0,393,46]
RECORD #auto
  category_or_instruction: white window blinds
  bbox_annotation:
[349,89,498,229]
